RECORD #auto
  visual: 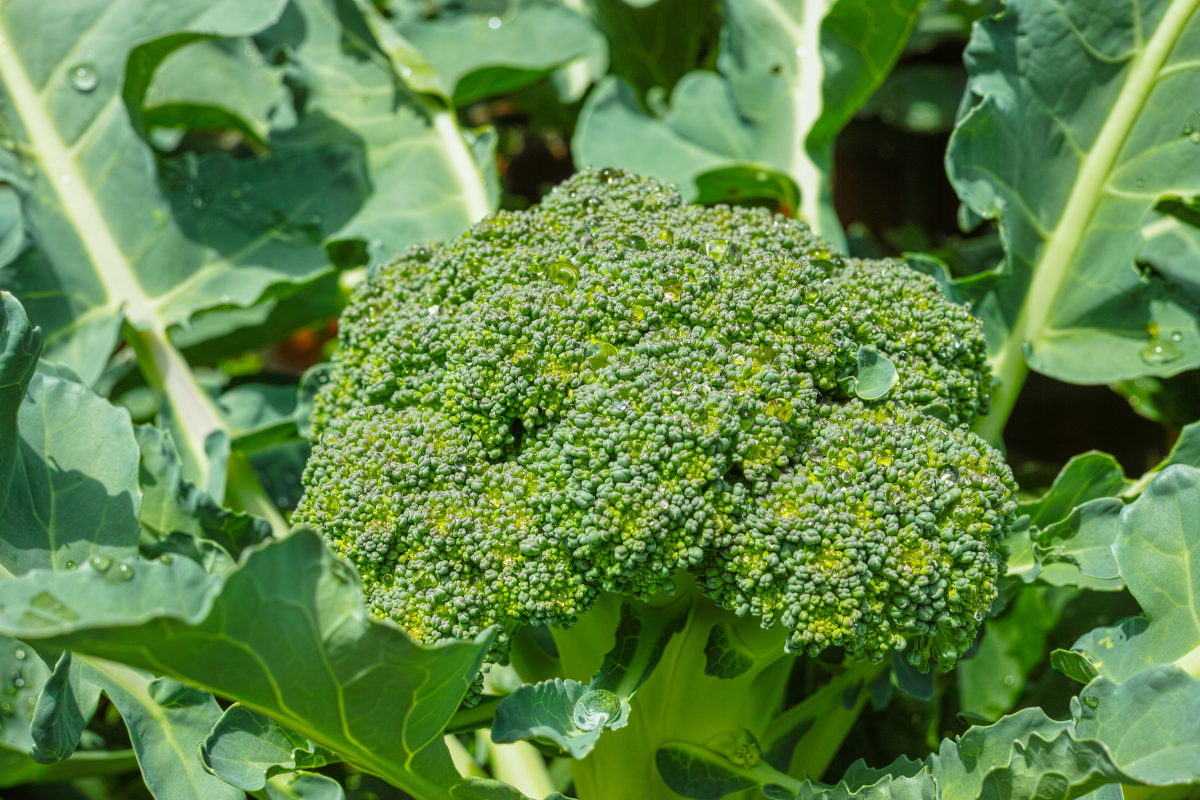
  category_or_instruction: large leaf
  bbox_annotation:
[0,0,369,382]
[948,0,1200,439]
[0,529,522,800]
[1075,465,1200,682]
[573,0,923,240]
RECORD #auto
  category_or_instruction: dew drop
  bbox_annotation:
[765,398,794,422]
[657,227,674,243]
[600,167,621,183]
[623,234,647,251]
[572,688,617,731]
[1192,132,1200,144]
[488,16,501,28]
[64,561,76,570]
[1137,179,1146,187]
[661,278,683,302]
[940,467,959,485]
[749,345,776,365]
[89,555,113,573]
[705,238,729,261]
[1082,695,1099,709]
[1171,330,1184,342]
[584,340,617,370]
[12,649,25,661]
[159,553,173,564]
[551,260,579,290]
[69,62,99,93]
[546,291,568,308]
[1140,338,1182,365]
[116,562,135,582]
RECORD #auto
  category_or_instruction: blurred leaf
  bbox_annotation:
[693,166,800,213]
[0,0,375,385]
[957,586,1076,721]
[1110,372,1200,428]
[217,383,301,452]
[859,64,966,134]
[948,0,1200,440]
[201,704,337,790]
[574,0,922,242]
[0,746,140,788]
[0,530,518,800]
[390,0,606,106]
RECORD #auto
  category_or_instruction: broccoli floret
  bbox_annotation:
[296,168,1016,673]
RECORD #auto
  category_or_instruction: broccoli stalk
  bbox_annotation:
[504,576,883,800]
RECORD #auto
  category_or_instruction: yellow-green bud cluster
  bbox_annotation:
[295,168,1016,670]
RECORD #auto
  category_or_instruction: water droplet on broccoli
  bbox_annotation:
[1140,337,1181,365]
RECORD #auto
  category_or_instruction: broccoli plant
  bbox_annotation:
[6,1,1200,800]
[293,168,1017,796]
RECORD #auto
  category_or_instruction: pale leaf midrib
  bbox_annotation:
[1008,0,1200,366]
[0,15,156,330]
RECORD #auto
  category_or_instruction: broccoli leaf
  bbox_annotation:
[493,600,690,758]
[0,635,52,755]
[265,771,345,800]
[275,0,498,269]
[948,0,1200,438]
[0,746,139,789]
[0,529,518,800]
[29,652,100,764]
[390,0,607,106]
[1018,454,1129,530]
[703,622,757,680]
[573,0,922,240]
[0,365,142,575]
[1073,464,1200,682]
[90,668,242,800]
[200,704,338,791]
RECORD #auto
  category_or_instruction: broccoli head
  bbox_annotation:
[295,169,1016,672]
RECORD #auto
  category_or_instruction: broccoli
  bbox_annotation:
[295,168,1016,790]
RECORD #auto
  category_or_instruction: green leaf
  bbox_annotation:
[1074,465,1200,681]
[217,383,301,453]
[692,166,800,214]
[265,771,345,800]
[1019,453,1129,529]
[0,529,514,800]
[859,64,966,134]
[490,678,604,759]
[656,741,801,800]
[492,600,690,758]
[392,0,606,106]
[201,704,337,791]
[956,586,1076,721]
[134,424,269,560]
[1051,649,1100,684]
[89,667,243,800]
[703,622,756,680]
[1076,665,1200,785]
[0,292,42,527]
[573,0,922,240]
[1,368,142,575]
[850,345,898,401]
[949,0,1200,439]
[29,652,100,764]
[0,746,140,788]
[279,0,496,267]
[0,634,51,754]
[0,0,374,384]
[143,37,292,148]
[1035,498,1124,589]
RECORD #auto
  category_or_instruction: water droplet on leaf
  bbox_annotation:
[573,689,620,731]
[89,555,112,573]
[488,16,501,28]
[1140,338,1181,365]
[69,63,99,93]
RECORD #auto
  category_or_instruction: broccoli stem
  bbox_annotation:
[545,583,790,800]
